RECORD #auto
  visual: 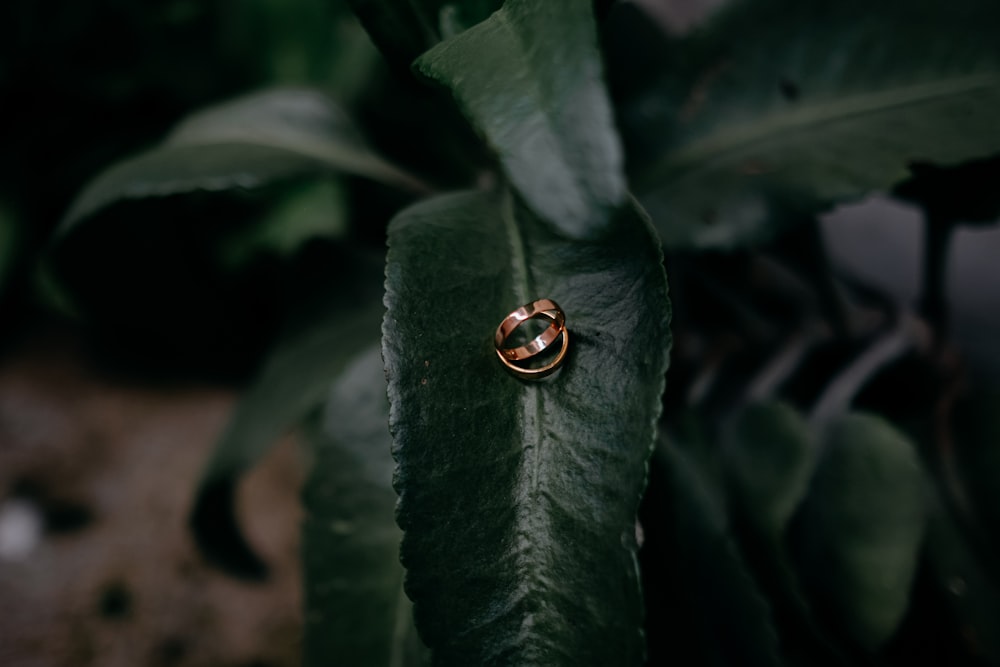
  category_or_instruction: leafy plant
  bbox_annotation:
[30,0,1000,664]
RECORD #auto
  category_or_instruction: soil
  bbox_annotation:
[0,329,303,667]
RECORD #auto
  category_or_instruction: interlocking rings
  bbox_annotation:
[494,298,569,380]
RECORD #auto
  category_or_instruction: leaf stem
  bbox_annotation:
[809,314,929,426]
[920,211,955,346]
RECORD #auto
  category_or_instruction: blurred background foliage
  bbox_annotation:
[3,0,1000,665]
[0,0,485,377]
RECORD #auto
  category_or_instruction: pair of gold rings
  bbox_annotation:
[494,298,569,380]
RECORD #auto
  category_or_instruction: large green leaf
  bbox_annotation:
[415,0,626,239]
[650,436,784,667]
[302,345,429,666]
[190,249,383,578]
[346,0,501,70]
[628,0,1000,249]
[382,189,671,665]
[60,88,425,234]
[792,413,926,649]
[722,401,816,538]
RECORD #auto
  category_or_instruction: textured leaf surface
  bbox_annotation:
[793,413,926,649]
[191,250,383,577]
[723,401,815,537]
[382,190,671,665]
[60,88,423,233]
[346,0,500,69]
[652,437,784,667]
[628,0,1000,249]
[416,0,625,239]
[303,345,428,666]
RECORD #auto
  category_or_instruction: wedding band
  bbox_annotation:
[494,299,569,379]
[494,298,565,362]
[496,327,570,379]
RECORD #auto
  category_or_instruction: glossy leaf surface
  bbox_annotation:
[628,0,1000,249]
[793,413,926,649]
[416,0,625,239]
[383,189,671,665]
[302,345,429,666]
[60,88,423,233]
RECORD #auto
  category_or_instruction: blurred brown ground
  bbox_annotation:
[0,329,303,667]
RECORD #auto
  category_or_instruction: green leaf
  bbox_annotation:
[629,0,1000,249]
[382,189,671,665]
[220,178,347,272]
[670,408,850,666]
[228,0,373,88]
[719,403,853,665]
[651,436,784,667]
[190,249,384,578]
[723,401,816,538]
[302,345,429,667]
[60,88,426,234]
[415,0,626,239]
[793,413,926,649]
[346,0,501,69]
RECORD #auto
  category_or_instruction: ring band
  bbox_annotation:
[496,327,570,379]
[494,299,569,379]
[494,298,566,362]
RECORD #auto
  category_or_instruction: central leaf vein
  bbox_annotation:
[645,73,1000,186]
[500,188,551,643]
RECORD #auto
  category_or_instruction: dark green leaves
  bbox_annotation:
[723,402,815,537]
[60,88,424,233]
[380,5,668,662]
[191,249,384,577]
[684,403,848,666]
[347,0,501,69]
[302,345,429,666]
[416,0,625,238]
[794,413,926,649]
[651,437,784,667]
[383,189,671,664]
[625,0,1000,249]
[666,404,929,660]
[220,179,347,271]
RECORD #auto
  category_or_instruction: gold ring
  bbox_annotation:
[494,299,569,379]
[494,298,565,362]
